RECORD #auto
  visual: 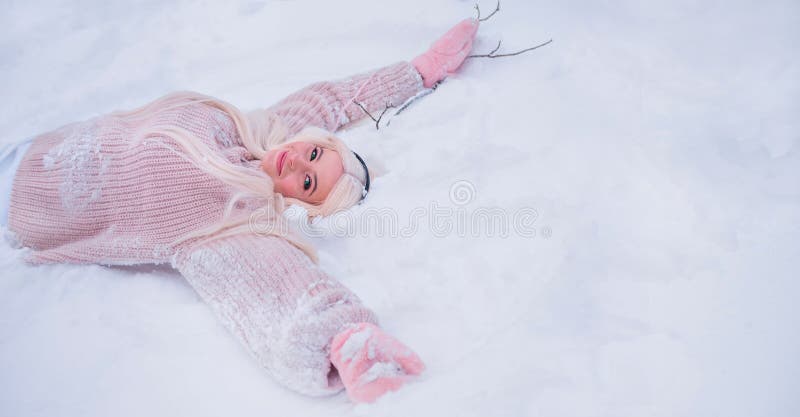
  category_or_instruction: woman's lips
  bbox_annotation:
[276,150,287,176]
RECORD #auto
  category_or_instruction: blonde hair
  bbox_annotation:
[111,91,369,262]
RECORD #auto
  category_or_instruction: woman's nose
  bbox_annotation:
[287,152,307,171]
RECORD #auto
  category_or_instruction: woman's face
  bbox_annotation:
[260,141,344,204]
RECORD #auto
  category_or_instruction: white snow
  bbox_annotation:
[359,361,402,386]
[1,0,798,416]
[337,326,374,364]
[42,119,106,213]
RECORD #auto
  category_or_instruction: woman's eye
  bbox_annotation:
[303,175,311,191]
[310,148,318,161]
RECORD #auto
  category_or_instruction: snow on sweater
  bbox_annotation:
[7,61,424,395]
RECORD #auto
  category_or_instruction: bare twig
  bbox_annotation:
[477,1,500,22]
[474,1,500,21]
[354,101,377,123]
[390,86,438,123]
[354,101,395,130]
[375,104,393,130]
[468,38,553,59]
[484,40,503,56]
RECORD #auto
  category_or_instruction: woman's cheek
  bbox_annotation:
[278,179,295,198]
[274,179,287,195]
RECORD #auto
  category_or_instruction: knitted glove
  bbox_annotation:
[411,18,480,88]
[330,323,425,403]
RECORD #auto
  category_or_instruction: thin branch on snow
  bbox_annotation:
[468,38,553,59]
[393,84,438,118]
[474,1,501,22]
[354,101,395,130]
[481,40,503,57]
[376,105,394,130]
[354,101,377,123]
[386,87,438,126]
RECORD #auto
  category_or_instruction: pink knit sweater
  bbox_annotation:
[8,61,425,395]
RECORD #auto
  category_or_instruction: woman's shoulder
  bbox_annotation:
[136,98,240,150]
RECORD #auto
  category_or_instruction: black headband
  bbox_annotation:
[352,151,370,200]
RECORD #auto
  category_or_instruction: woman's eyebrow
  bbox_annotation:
[318,147,324,161]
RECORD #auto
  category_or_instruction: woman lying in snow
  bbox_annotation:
[0,18,479,402]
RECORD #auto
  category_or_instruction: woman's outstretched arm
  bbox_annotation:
[263,62,425,136]
[257,18,480,137]
[171,233,423,400]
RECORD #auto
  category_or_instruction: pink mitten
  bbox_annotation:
[411,18,480,88]
[330,323,425,403]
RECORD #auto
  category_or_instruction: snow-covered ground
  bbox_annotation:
[1,0,798,415]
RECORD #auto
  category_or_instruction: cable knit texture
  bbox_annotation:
[7,61,423,395]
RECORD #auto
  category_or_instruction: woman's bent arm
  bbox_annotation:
[263,62,425,136]
[171,233,378,396]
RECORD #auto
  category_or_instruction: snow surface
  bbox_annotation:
[1,0,799,416]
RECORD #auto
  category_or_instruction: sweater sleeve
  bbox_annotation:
[265,61,425,136]
[171,233,379,396]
